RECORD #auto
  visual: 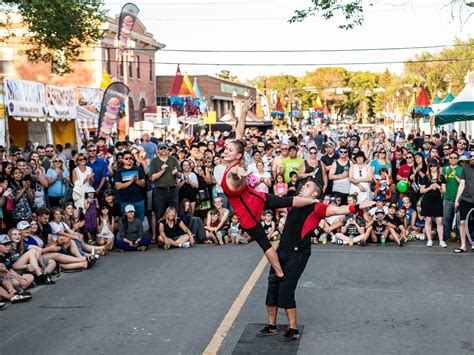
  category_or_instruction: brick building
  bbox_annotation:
[155,75,256,119]
[0,12,164,147]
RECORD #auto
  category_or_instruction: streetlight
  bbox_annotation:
[232,89,237,112]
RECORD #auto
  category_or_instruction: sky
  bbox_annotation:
[104,0,473,81]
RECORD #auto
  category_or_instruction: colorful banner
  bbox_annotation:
[98,82,130,139]
[4,78,47,118]
[46,85,76,119]
[117,3,140,54]
[77,87,104,131]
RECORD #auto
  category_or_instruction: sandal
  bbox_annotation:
[454,248,467,254]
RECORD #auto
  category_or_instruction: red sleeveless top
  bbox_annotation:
[221,163,267,229]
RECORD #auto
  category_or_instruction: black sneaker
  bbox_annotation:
[280,328,300,342]
[359,240,367,247]
[11,293,32,304]
[257,325,280,337]
[399,237,405,247]
[35,274,49,285]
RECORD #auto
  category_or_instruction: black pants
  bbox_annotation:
[266,247,310,309]
[153,186,179,220]
[243,195,293,252]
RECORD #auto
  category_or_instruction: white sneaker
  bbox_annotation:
[427,240,433,247]
[439,241,448,248]
[180,242,191,248]
[331,235,336,244]
[318,233,327,242]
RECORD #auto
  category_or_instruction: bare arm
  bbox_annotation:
[455,179,465,208]
[235,97,255,141]
[326,200,375,217]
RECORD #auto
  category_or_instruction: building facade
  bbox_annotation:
[0,11,164,147]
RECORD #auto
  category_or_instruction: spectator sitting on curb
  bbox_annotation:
[115,205,150,252]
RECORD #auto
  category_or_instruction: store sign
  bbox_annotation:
[203,111,216,124]
[220,83,247,96]
[46,85,77,119]
[4,78,47,117]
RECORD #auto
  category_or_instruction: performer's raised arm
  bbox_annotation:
[235,97,255,141]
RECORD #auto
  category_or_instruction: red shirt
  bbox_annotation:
[221,163,267,229]
[397,164,412,179]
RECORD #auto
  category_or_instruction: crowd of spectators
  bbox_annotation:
[1,126,473,309]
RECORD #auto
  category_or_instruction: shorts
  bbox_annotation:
[459,199,474,221]
[265,247,310,309]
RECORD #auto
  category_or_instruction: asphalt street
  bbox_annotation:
[1,241,474,355]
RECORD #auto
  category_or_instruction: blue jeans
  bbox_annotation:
[115,238,151,251]
[443,199,456,240]
[120,200,145,221]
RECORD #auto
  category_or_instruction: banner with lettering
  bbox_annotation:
[4,78,47,118]
[46,85,76,119]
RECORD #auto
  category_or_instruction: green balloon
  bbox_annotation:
[397,180,408,193]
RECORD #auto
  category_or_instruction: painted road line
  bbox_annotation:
[203,254,268,355]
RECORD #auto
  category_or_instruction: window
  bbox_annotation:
[136,55,140,79]
[119,57,124,77]
[128,57,133,78]
[149,59,153,81]
[156,97,167,106]
[105,48,110,74]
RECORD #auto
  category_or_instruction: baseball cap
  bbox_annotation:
[375,208,385,215]
[0,234,12,245]
[375,195,385,202]
[16,221,30,230]
[263,209,273,216]
[324,141,335,148]
[158,142,168,149]
[124,205,135,213]
[329,197,337,204]
[459,155,469,162]
[350,136,358,141]
[389,203,397,209]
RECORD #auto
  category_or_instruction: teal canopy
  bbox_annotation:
[435,101,474,126]
[432,96,442,104]
[441,92,455,103]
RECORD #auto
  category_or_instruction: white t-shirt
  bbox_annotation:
[49,221,70,241]
[213,164,226,193]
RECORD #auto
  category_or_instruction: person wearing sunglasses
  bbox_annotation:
[45,156,70,208]
[419,159,447,248]
[456,139,471,159]
[86,143,109,198]
[441,153,462,243]
[328,146,352,205]
[71,153,94,210]
[114,151,146,221]
[299,147,327,192]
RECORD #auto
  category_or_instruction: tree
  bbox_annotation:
[404,37,474,96]
[289,1,473,29]
[1,0,108,75]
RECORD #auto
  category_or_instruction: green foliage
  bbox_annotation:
[289,1,472,30]
[288,0,368,30]
[404,37,474,96]
[1,0,108,75]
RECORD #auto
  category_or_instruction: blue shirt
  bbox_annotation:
[46,169,70,197]
[140,142,157,160]
[87,158,109,191]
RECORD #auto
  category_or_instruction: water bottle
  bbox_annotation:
[381,235,386,246]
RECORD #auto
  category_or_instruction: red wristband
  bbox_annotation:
[349,204,356,214]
